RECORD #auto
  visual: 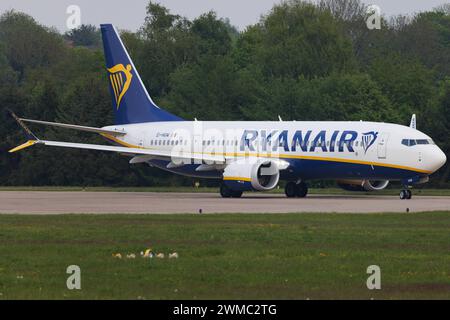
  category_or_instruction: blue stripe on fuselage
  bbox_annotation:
[147,158,426,181]
[283,158,426,180]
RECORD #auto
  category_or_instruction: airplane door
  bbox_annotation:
[377,133,389,159]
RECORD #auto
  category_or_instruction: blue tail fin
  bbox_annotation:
[100,24,183,125]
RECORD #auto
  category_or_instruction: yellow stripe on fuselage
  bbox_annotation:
[223,177,252,182]
[100,133,144,149]
[285,154,431,174]
[197,151,431,175]
[96,135,431,175]
[287,154,431,174]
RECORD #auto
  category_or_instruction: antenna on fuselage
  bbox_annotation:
[278,115,283,122]
[410,114,416,130]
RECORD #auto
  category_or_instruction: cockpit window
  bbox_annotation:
[402,139,435,146]
[402,139,415,146]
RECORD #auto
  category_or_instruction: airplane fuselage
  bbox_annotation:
[103,120,446,184]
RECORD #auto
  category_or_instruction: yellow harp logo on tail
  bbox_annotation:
[107,64,133,110]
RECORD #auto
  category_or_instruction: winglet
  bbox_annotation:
[9,110,39,141]
[8,110,40,153]
[9,140,39,153]
[410,114,416,130]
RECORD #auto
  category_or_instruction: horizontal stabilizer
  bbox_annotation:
[19,118,126,136]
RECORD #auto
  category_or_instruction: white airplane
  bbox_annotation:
[9,24,447,200]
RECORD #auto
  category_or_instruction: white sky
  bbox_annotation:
[0,0,448,32]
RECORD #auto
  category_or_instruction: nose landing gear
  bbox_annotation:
[399,189,412,200]
[285,181,308,198]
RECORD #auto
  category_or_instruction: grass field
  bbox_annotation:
[1,212,450,300]
[1,186,450,196]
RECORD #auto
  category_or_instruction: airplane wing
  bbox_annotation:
[8,112,225,164]
[9,139,225,163]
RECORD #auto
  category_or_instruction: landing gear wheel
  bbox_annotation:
[400,190,407,200]
[231,191,243,198]
[406,189,412,200]
[295,182,308,198]
[400,189,413,200]
[220,184,233,198]
[285,182,297,198]
[285,182,308,198]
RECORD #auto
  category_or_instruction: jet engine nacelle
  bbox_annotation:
[337,179,389,192]
[223,158,281,191]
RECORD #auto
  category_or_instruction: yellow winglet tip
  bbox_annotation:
[9,140,38,153]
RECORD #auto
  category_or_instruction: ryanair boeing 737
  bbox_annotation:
[9,24,447,199]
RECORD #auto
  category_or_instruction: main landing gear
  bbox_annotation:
[399,189,412,200]
[220,184,243,198]
[285,181,308,198]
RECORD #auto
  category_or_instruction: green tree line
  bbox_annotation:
[1,0,449,187]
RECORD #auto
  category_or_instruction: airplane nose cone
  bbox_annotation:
[430,147,447,172]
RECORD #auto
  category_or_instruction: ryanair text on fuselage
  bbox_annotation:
[240,130,377,153]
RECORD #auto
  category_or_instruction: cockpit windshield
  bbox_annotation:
[402,139,435,146]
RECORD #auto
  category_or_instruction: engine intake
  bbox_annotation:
[223,158,280,191]
[337,179,389,192]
